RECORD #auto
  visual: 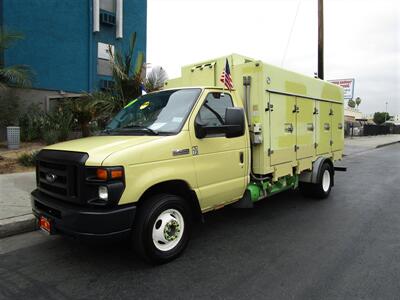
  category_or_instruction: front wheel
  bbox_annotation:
[299,162,333,199]
[132,194,191,264]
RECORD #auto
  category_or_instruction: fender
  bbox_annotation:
[299,157,334,186]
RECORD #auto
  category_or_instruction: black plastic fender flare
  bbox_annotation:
[299,157,334,186]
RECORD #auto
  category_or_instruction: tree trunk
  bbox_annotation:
[81,122,91,137]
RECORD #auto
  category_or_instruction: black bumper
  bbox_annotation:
[31,189,136,239]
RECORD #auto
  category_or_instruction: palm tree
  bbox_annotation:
[355,97,361,108]
[64,96,99,137]
[108,32,144,105]
[0,28,34,88]
[144,65,168,93]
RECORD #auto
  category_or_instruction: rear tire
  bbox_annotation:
[132,194,191,264]
[300,162,333,199]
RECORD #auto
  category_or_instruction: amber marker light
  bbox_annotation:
[111,169,123,179]
[96,168,108,180]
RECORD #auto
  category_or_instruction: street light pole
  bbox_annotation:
[385,101,388,122]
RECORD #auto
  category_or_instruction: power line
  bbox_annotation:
[281,0,302,68]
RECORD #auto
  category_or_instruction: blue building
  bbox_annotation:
[0,0,146,110]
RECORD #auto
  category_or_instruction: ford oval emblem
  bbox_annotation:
[46,173,57,183]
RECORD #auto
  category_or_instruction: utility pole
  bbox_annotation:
[318,0,324,80]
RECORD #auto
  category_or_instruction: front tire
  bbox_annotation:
[132,194,191,264]
[299,162,333,199]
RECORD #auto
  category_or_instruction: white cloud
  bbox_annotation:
[147,0,400,114]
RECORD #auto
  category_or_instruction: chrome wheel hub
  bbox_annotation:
[152,209,184,251]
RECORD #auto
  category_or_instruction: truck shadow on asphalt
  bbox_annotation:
[38,189,321,268]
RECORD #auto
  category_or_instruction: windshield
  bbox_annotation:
[105,88,201,135]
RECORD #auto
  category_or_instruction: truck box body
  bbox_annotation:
[165,54,344,180]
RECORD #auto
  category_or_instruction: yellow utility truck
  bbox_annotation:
[31,54,344,263]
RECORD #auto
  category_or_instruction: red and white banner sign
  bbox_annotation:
[328,78,355,100]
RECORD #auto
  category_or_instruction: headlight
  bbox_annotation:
[98,186,108,200]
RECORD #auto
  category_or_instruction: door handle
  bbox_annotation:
[239,151,244,164]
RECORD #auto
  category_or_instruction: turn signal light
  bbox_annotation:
[96,169,108,180]
[111,169,123,179]
[96,167,124,180]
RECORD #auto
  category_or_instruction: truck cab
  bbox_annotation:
[32,87,249,263]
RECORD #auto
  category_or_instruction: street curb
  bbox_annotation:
[376,141,400,149]
[0,214,37,239]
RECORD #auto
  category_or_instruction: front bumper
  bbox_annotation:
[31,189,136,239]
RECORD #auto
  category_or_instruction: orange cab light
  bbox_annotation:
[111,169,123,179]
[96,168,108,180]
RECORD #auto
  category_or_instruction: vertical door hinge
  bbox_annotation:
[314,142,318,148]
[268,149,274,156]
[265,103,274,112]
[329,109,334,116]
[313,107,319,115]
[292,105,299,113]
[330,140,333,146]
[294,145,299,152]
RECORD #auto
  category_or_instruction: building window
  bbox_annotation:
[100,0,115,12]
[97,42,114,76]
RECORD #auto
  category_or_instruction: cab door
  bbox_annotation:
[189,91,247,211]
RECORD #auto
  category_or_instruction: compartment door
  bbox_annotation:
[296,97,315,159]
[269,94,296,165]
[331,103,344,152]
[315,101,331,155]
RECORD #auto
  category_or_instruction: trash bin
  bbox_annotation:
[7,126,20,150]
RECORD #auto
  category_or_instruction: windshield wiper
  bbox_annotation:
[119,125,159,135]
[102,128,112,135]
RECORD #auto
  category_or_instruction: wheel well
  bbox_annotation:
[299,157,334,185]
[138,180,203,223]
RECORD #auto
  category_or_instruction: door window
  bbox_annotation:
[197,92,233,127]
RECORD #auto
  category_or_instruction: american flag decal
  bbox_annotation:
[219,58,234,90]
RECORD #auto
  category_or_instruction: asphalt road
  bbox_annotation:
[1,144,400,300]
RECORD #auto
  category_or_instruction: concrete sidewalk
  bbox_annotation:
[344,134,400,156]
[0,134,399,239]
[0,172,37,238]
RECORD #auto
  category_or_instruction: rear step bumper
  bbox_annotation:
[334,166,347,172]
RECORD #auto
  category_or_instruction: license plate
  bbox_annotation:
[39,216,52,234]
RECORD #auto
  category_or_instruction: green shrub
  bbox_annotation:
[43,129,59,145]
[19,103,74,143]
[0,89,20,127]
[17,151,38,167]
[19,103,45,142]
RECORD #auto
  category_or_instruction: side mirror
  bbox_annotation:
[194,107,245,139]
[194,115,207,139]
[225,107,245,138]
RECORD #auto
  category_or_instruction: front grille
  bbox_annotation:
[36,150,88,204]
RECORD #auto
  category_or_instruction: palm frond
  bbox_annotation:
[0,65,34,87]
[134,51,144,78]
[0,29,24,50]
[145,66,168,92]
